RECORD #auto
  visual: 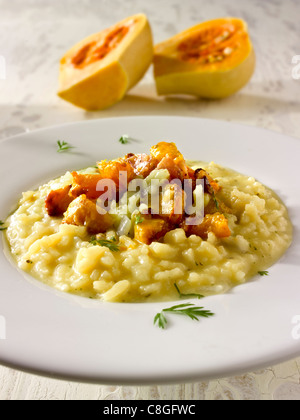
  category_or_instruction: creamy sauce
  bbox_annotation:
[5,162,293,303]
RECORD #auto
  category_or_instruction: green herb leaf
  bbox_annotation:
[174,283,204,300]
[154,303,214,329]
[258,271,269,276]
[135,214,144,225]
[89,237,120,252]
[213,197,219,210]
[153,312,167,329]
[57,140,75,153]
[212,192,219,210]
[119,135,129,145]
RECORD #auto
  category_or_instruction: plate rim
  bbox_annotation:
[2,114,300,145]
[1,115,299,385]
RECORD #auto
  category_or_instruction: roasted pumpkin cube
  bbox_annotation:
[63,194,114,234]
[184,212,231,239]
[45,185,73,217]
[134,216,169,245]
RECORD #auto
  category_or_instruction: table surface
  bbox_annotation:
[1,0,300,400]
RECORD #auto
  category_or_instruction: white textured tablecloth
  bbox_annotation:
[0,0,300,400]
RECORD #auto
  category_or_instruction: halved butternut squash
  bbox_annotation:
[153,17,255,99]
[58,14,153,110]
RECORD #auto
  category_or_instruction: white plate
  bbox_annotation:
[0,116,300,385]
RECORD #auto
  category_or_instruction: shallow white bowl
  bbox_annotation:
[0,116,299,385]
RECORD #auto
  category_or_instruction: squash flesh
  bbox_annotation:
[71,25,131,69]
[58,14,153,110]
[154,18,255,98]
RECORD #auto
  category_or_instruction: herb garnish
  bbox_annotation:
[89,236,120,252]
[174,283,204,300]
[57,140,75,153]
[135,214,144,225]
[0,221,7,231]
[258,271,269,276]
[119,135,129,145]
[213,195,219,210]
[154,303,215,330]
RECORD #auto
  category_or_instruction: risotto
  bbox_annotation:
[5,142,292,303]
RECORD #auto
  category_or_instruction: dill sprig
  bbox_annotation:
[89,236,120,252]
[57,140,75,153]
[174,283,204,300]
[154,303,214,329]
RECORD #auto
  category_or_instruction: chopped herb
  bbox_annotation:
[135,214,144,225]
[196,263,204,267]
[0,221,7,231]
[89,236,120,252]
[212,193,219,210]
[57,140,75,153]
[174,283,204,300]
[119,135,129,145]
[154,303,214,330]
[258,271,269,276]
[249,244,258,251]
[154,311,168,329]
[213,197,219,210]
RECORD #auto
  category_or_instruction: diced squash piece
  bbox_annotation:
[160,183,186,225]
[45,185,73,217]
[195,168,221,193]
[153,18,255,98]
[70,159,136,201]
[150,142,189,180]
[150,142,184,163]
[184,213,231,239]
[70,172,104,200]
[125,153,157,178]
[97,158,136,188]
[63,194,114,234]
[134,217,169,245]
[58,14,153,110]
